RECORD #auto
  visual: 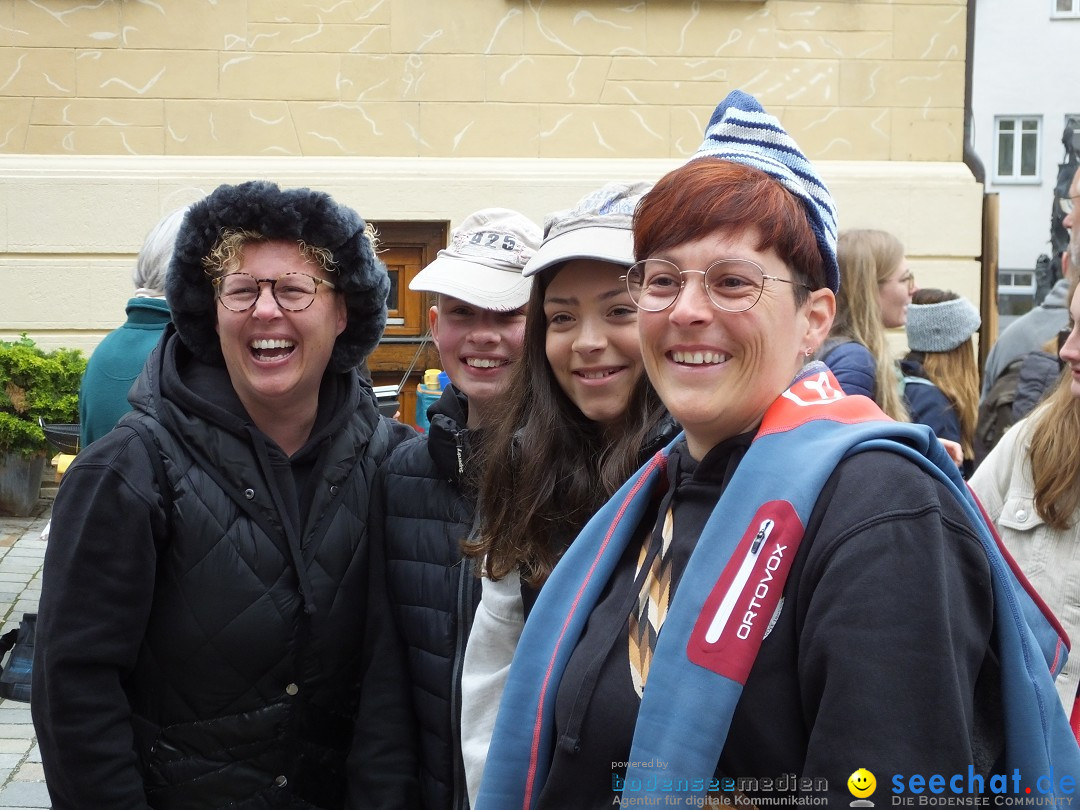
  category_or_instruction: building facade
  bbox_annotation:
[1,0,982,362]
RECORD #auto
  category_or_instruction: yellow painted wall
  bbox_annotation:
[0,0,967,162]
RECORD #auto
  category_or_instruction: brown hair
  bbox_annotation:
[832,229,910,421]
[633,158,827,298]
[909,288,980,458]
[1029,279,1080,530]
[466,264,668,586]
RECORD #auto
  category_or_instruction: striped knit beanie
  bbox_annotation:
[693,90,839,292]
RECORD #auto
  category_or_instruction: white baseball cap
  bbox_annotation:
[410,208,541,310]
[522,181,653,278]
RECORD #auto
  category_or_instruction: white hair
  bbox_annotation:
[132,206,189,296]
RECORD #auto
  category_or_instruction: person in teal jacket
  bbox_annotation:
[78,206,187,447]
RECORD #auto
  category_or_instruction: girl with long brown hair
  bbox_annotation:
[970,275,1080,712]
[459,182,676,805]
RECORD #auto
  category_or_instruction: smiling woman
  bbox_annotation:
[466,181,670,589]
[475,91,1079,810]
[459,182,678,806]
[210,239,347,455]
[32,181,420,809]
[630,158,827,460]
[542,259,644,428]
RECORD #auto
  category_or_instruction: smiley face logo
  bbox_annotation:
[848,768,877,799]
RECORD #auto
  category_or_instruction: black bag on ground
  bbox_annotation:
[0,613,36,702]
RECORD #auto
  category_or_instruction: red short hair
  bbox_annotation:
[633,158,826,292]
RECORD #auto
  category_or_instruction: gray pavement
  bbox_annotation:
[0,497,52,810]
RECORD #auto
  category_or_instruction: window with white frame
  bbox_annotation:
[995,116,1041,182]
[997,269,1038,321]
[998,269,1036,295]
[1052,0,1079,18]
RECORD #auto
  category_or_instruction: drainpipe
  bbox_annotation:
[963,0,984,183]
[964,0,997,366]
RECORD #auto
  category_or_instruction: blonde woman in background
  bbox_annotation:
[970,275,1080,715]
[901,288,982,477]
[818,228,914,421]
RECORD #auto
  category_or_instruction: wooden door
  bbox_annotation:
[367,221,447,428]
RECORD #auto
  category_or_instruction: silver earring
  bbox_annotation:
[804,347,813,358]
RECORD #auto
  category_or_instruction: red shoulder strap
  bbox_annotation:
[757,369,889,438]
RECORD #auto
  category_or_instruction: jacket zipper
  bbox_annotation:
[451,558,474,809]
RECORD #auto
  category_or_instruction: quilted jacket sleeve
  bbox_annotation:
[345,466,421,808]
[32,428,160,810]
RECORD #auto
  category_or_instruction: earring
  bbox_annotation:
[804,347,813,358]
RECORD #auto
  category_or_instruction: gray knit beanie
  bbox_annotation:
[905,297,981,352]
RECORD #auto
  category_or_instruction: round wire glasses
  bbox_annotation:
[213,272,337,312]
[624,258,811,313]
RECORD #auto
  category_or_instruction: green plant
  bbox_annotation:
[0,334,86,458]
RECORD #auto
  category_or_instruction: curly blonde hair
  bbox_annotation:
[202,229,337,278]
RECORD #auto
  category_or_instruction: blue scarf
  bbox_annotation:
[477,367,1080,808]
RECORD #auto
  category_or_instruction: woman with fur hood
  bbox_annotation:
[32,181,419,809]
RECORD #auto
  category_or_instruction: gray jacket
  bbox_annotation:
[981,278,1070,400]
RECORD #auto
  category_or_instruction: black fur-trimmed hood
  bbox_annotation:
[166,180,389,373]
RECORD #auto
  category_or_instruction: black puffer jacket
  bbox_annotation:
[375,385,482,810]
[33,331,419,809]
